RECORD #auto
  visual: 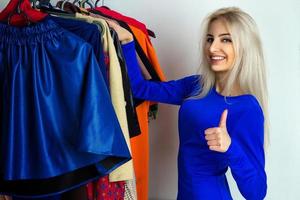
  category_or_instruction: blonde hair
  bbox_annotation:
[196,7,269,147]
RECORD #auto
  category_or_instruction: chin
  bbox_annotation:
[210,65,230,72]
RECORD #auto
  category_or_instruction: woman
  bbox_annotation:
[109,7,268,200]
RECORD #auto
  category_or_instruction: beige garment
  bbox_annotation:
[88,14,138,199]
[89,12,152,83]
[75,13,134,182]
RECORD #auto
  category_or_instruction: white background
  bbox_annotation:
[1,0,300,199]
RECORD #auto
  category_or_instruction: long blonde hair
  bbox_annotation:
[196,7,269,147]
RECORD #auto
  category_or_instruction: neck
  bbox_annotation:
[215,72,242,96]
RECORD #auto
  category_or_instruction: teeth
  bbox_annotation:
[211,56,225,60]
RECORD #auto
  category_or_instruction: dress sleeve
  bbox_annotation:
[225,105,267,200]
[121,41,201,105]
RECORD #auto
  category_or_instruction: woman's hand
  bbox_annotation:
[204,109,231,153]
[106,20,134,44]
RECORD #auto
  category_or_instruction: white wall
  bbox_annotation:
[1,1,300,199]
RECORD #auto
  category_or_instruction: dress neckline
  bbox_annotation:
[212,86,253,99]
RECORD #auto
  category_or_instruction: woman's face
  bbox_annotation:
[205,19,235,74]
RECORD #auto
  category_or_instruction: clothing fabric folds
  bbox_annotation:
[89,9,167,200]
[48,15,108,87]
[0,17,130,198]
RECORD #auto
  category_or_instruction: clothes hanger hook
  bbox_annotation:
[61,0,71,10]
[95,0,104,7]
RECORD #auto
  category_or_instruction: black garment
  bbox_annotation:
[110,29,141,138]
[89,9,163,107]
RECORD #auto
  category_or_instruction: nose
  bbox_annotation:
[209,40,220,53]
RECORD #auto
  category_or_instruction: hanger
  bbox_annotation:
[56,0,86,15]
[0,0,48,26]
[32,0,51,8]
[91,7,156,38]
[72,0,80,6]
[8,0,30,25]
[31,0,38,9]
[60,0,71,10]
[34,0,74,17]
[95,0,105,7]
[80,0,94,9]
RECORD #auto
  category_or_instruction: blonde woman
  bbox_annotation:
[109,7,268,200]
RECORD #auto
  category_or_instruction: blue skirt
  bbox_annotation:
[0,17,130,198]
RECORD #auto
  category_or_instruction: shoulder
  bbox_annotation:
[228,95,265,145]
[231,95,264,137]
[242,95,264,122]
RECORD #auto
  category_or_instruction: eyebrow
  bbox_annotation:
[207,33,231,37]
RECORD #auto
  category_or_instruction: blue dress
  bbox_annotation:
[122,41,267,200]
[0,17,130,198]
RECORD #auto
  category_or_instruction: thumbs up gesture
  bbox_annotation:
[204,109,231,153]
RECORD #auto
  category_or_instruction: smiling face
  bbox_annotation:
[205,18,235,75]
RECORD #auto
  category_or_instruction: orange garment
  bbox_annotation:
[128,25,166,200]
[129,25,166,83]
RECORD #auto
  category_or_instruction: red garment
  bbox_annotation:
[86,176,125,200]
[0,0,47,26]
[92,7,152,43]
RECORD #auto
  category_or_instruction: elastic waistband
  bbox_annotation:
[0,17,65,45]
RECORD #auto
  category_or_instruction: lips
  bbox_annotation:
[209,55,226,64]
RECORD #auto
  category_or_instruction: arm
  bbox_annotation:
[106,20,201,105]
[225,107,267,200]
[121,41,200,105]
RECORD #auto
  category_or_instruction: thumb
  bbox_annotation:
[219,109,228,128]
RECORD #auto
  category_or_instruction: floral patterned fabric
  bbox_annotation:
[86,176,125,200]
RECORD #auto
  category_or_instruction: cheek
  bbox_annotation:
[204,47,211,61]
[204,43,210,53]
[227,48,235,63]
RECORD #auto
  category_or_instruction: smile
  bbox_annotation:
[210,56,225,61]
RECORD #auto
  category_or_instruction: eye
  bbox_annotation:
[222,38,232,43]
[206,37,214,43]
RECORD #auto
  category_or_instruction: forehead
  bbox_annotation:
[207,18,230,35]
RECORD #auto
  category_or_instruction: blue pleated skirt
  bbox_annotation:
[0,17,130,198]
